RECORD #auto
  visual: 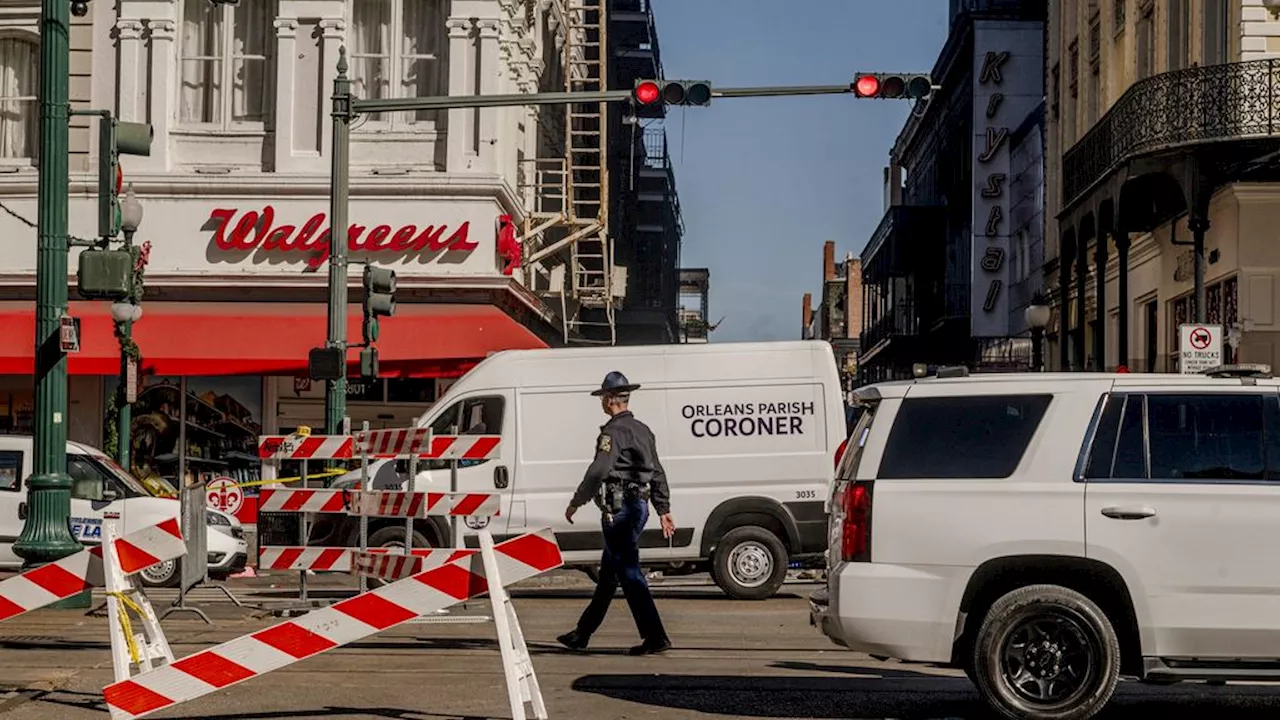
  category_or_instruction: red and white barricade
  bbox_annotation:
[102,528,561,720]
[0,517,186,622]
[96,424,555,720]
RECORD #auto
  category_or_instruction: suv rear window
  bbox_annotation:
[878,394,1053,479]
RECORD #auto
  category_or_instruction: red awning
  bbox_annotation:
[0,301,547,377]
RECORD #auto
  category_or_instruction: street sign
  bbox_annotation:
[59,315,80,353]
[1179,323,1223,374]
[125,357,138,403]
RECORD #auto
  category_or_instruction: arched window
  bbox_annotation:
[0,35,38,159]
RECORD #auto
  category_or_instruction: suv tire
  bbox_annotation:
[712,526,788,601]
[972,584,1120,720]
[365,526,434,589]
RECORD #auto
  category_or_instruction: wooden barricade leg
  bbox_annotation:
[480,528,547,720]
[104,522,175,683]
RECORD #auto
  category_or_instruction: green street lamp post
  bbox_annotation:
[14,0,84,589]
[111,185,144,470]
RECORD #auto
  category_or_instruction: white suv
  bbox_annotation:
[811,366,1280,720]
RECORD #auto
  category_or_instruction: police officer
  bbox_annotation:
[557,371,674,656]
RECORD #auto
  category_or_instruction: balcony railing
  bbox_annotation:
[1062,58,1280,208]
[861,301,920,350]
[642,128,684,236]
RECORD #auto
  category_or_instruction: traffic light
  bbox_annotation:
[851,73,933,100]
[98,119,153,239]
[361,265,396,345]
[359,346,379,382]
[633,79,712,107]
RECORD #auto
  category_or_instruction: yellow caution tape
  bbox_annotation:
[106,590,146,665]
[230,468,349,491]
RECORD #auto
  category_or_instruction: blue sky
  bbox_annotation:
[649,0,951,342]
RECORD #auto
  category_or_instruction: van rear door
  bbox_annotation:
[0,448,25,566]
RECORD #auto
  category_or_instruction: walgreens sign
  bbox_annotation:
[208,206,478,270]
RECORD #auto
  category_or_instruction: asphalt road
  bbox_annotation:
[0,578,1279,719]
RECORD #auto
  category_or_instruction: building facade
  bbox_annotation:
[802,241,862,393]
[1047,0,1280,372]
[858,0,1047,384]
[0,0,684,494]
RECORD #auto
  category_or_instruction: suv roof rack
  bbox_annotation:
[935,366,970,379]
[1201,364,1273,379]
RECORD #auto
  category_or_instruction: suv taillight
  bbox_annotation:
[834,437,850,470]
[839,480,873,562]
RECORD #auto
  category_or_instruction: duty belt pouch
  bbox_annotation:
[606,483,625,513]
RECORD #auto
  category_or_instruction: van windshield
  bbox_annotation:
[92,455,158,498]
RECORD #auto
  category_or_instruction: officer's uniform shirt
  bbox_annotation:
[570,410,671,515]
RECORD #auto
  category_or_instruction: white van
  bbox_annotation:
[0,436,248,588]
[319,340,845,599]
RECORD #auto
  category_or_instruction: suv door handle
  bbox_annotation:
[17,502,26,521]
[493,465,509,489]
[1101,506,1156,520]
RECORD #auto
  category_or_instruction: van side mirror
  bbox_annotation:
[102,487,119,502]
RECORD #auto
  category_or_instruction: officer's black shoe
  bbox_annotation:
[627,637,671,656]
[557,630,589,650]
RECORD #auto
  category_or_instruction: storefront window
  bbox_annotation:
[103,375,265,493]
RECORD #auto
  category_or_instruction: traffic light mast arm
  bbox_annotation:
[349,84,868,114]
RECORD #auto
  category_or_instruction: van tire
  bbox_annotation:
[972,584,1120,720]
[712,526,788,600]
[366,526,434,589]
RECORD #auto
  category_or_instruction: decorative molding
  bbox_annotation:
[318,17,346,36]
[274,17,299,38]
[446,17,472,38]
[115,19,145,41]
[148,19,176,41]
[476,18,502,37]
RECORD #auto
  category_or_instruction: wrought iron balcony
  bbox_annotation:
[861,301,920,350]
[1062,58,1280,209]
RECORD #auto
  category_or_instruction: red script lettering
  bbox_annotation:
[208,207,476,270]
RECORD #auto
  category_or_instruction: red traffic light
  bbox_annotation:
[853,75,880,98]
[635,80,660,105]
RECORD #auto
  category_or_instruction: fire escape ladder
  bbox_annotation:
[561,0,615,346]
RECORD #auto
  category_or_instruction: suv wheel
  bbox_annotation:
[365,526,434,589]
[712,526,788,601]
[972,584,1120,720]
[138,558,180,588]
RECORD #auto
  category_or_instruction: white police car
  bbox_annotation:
[0,436,247,587]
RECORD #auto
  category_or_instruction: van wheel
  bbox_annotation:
[365,526,434,589]
[972,584,1120,720]
[138,558,180,588]
[712,526,787,600]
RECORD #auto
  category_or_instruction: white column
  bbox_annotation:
[476,17,501,173]
[273,17,299,171]
[147,18,177,172]
[446,17,475,172]
[116,19,145,122]
[318,17,346,161]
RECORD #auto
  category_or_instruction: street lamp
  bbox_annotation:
[1025,294,1052,372]
[114,184,144,469]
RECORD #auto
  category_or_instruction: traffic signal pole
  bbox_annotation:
[325,50,353,436]
[324,54,927,430]
[14,0,82,580]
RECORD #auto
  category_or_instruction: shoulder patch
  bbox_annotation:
[597,433,612,453]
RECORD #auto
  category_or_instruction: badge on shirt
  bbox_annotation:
[598,433,612,453]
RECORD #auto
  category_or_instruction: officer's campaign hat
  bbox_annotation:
[591,371,641,397]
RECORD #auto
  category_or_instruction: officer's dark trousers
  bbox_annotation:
[574,497,668,643]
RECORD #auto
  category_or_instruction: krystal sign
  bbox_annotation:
[209,206,478,270]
